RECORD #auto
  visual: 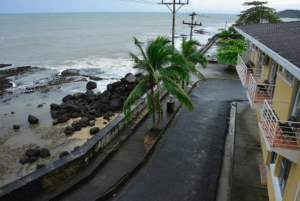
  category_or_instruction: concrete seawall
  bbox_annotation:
[0,86,164,201]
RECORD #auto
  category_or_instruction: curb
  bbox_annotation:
[216,102,237,201]
[95,80,200,201]
[206,78,240,81]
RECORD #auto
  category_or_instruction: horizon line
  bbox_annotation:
[0,11,239,15]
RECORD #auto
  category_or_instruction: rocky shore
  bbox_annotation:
[0,65,142,187]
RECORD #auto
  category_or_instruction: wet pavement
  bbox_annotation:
[114,80,247,201]
[232,102,268,201]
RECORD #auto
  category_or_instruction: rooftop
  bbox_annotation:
[236,21,300,68]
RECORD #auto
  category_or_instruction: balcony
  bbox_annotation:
[236,54,254,88]
[247,74,275,109]
[259,100,300,163]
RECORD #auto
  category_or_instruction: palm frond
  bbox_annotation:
[123,80,146,121]
[160,75,194,112]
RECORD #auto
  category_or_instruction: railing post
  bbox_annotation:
[272,122,277,147]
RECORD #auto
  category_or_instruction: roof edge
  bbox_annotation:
[234,26,300,81]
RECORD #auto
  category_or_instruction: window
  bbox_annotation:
[278,66,294,85]
[278,157,292,195]
[270,152,277,164]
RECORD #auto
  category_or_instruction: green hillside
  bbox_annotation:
[274,9,300,18]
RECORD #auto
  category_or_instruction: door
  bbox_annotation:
[292,82,300,121]
[267,60,278,98]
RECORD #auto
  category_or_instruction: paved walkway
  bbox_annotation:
[56,91,184,201]
[232,102,268,201]
[114,80,247,201]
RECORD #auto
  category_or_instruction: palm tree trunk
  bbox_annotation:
[151,86,156,128]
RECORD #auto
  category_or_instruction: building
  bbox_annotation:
[235,21,300,201]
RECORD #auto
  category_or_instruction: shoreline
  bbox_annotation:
[0,67,141,188]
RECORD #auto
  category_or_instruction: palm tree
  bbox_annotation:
[180,37,208,87]
[123,36,194,129]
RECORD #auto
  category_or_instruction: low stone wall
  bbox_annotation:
[0,87,164,201]
[199,34,219,55]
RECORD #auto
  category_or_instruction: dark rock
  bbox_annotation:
[127,84,136,91]
[125,74,136,83]
[103,113,110,120]
[107,84,113,91]
[97,90,108,100]
[63,105,80,113]
[86,81,97,90]
[86,90,95,96]
[59,151,69,159]
[111,81,122,88]
[19,157,28,164]
[71,121,82,131]
[99,104,111,112]
[0,64,12,68]
[121,78,126,83]
[51,110,61,118]
[28,156,38,163]
[100,98,110,104]
[37,104,43,108]
[79,117,90,127]
[11,111,14,114]
[37,164,46,170]
[89,75,103,81]
[111,93,120,99]
[66,100,75,105]
[90,127,100,135]
[58,114,69,123]
[52,119,59,125]
[106,111,115,116]
[66,113,72,118]
[95,111,102,117]
[66,125,75,132]
[110,99,122,110]
[13,125,20,129]
[73,92,86,100]
[50,103,61,110]
[118,87,126,93]
[86,95,95,103]
[120,96,127,100]
[28,115,39,124]
[72,112,80,118]
[89,121,95,127]
[64,130,73,135]
[103,122,107,124]
[74,146,80,151]
[90,109,96,114]
[87,114,95,121]
[125,73,132,78]
[62,94,74,103]
[40,148,50,158]
[63,69,80,76]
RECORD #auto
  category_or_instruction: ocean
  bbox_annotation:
[0,12,239,187]
[0,12,238,92]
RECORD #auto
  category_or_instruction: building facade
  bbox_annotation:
[235,21,300,201]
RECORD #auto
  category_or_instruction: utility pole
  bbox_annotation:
[160,0,189,48]
[183,12,202,40]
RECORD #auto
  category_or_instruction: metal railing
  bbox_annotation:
[261,100,300,149]
[236,55,254,86]
[248,74,275,104]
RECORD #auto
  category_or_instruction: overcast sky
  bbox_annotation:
[0,0,299,14]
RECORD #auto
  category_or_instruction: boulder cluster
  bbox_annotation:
[19,73,142,170]
[19,148,51,168]
[50,73,141,129]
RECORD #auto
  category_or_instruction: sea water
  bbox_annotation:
[0,12,238,187]
[0,12,238,92]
